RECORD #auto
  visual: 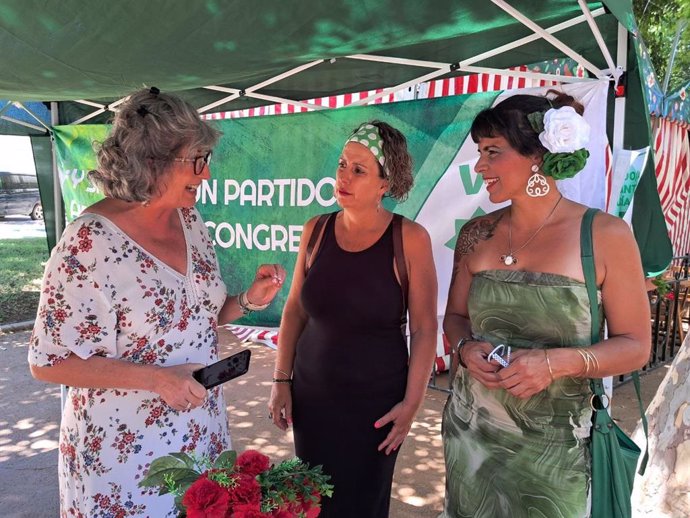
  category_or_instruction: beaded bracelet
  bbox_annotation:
[238,290,270,315]
[456,338,470,368]
[272,378,292,384]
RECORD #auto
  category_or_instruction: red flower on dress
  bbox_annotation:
[182,477,231,518]
[236,450,270,477]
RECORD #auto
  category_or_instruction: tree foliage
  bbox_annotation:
[633,0,690,92]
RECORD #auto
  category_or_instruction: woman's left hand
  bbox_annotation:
[375,400,418,455]
[495,348,553,399]
[245,264,287,306]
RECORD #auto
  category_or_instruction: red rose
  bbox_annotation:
[270,511,292,518]
[228,474,262,507]
[236,450,270,477]
[182,477,231,518]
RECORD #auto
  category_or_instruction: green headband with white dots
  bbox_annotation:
[346,123,387,175]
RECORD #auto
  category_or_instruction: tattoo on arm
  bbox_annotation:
[451,214,503,280]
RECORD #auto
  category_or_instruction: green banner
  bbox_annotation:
[52,92,500,325]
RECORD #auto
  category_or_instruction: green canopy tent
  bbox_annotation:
[0,0,672,273]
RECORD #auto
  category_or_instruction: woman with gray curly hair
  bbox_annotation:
[29,87,286,517]
[268,120,438,517]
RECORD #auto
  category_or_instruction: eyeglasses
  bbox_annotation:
[173,151,212,175]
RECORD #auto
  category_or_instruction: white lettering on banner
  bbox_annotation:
[206,221,303,252]
[197,180,217,204]
[69,200,87,220]
[208,178,336,207]
[62,169,99,193]
[257,180,273,206]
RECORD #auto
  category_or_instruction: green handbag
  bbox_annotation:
[580,208,649,518]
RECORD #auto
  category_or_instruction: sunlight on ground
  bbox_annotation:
[0,418,59,462]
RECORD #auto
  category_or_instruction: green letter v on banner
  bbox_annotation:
[459,164,482,195]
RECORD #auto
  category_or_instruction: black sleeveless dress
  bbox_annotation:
[292,213,409,518]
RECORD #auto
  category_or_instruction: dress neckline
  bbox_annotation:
[82,208,191,278]
[331,212,394,254]
[474,269,588,286]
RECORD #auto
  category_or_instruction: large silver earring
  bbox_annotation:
[526,164,550,197]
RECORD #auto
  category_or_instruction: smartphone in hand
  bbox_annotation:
[193,350,251,389]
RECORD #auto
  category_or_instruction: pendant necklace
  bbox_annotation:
[500,194,564,266]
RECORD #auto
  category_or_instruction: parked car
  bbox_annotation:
[0,171,43,220]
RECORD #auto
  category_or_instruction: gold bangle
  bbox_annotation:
[583,348,600,376]
[544,350,555,382]
[575,348,591,377]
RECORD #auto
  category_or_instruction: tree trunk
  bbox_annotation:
[631,335,690,516]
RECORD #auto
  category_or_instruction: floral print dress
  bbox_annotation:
[29,207,230,518]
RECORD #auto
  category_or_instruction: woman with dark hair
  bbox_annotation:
[29,88,286,517]
[268,121,438,517]
[439,91,650,517]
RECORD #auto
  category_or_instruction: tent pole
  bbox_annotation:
[661,21,688,94]
[50,102,64,240]
[606,22,629,402]
[490,0,604,77]
[577,0,616,73]
[612,23,628,151]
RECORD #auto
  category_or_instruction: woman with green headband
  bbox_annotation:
[268,120,438,517]
[440,90,651,517]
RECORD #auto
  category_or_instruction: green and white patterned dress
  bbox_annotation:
[440,270,600,518]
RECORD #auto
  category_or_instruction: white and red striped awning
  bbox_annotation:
[202,66,564,121]
[654,117,690,256]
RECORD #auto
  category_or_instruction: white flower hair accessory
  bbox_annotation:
[528,105,591,180]
[538,106,591,153]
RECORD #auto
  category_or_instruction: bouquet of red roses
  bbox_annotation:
[139,449,333,517]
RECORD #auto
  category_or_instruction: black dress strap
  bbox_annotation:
[305,213,333,275]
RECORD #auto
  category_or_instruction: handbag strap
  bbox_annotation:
[304,212,333,275]
[580,207,648,474]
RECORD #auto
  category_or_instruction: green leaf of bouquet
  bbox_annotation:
[213,450,237,469]
[168,452,196,469]
[140,466,200,491]
[139,456,188,487]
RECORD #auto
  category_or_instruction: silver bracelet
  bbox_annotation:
[238,290,270,315]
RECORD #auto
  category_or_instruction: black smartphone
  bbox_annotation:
[193,350,251,389]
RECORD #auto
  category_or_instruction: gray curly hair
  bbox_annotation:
[88,88,221,202]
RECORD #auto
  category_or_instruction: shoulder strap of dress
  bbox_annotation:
[305,212,333,275]
[392,214,409,330]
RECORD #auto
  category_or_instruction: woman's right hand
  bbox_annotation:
[268,383,293,431]
[152,363,207,412]
[460,340,502,389]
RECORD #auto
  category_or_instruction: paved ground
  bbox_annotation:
[0,327,668,518]
[0,215,46,240]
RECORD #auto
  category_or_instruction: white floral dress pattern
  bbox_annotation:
[29,207,230,518]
